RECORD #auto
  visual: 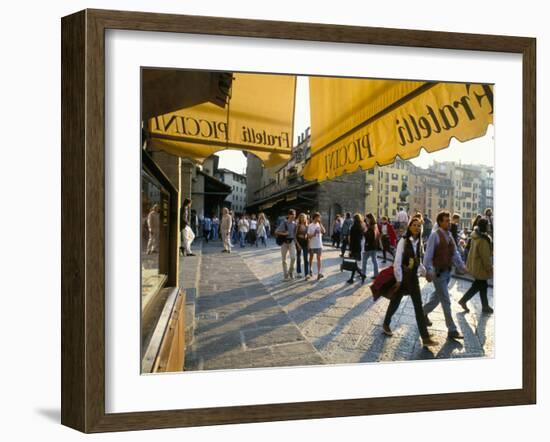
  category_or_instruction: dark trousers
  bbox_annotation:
[340,236,349,256]
[203,229,210,243]
[332,232,341,248]
[460,279,490,308]
[382,248,394,261]
[296,244,309,275]
[383,277,429,339]
[349,261,365,280]
[381,234,394,261]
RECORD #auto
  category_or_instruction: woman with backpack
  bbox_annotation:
[382,217,438,347]
[458,218,494,314]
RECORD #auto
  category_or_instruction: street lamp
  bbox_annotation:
[365,181,374,213]
[365,181,374,196]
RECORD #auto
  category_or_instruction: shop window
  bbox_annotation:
[141,168,170,303]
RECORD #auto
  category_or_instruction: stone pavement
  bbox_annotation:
[185,238,494,371]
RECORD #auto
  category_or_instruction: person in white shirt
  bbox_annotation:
[256,213,268,247]
[238,216,249,248]
[181,220,196,256]
[382,218,437,347]
[220,207,232,253]
[249,214,258,245]
[307,212,326,280]
[396,207,409,236]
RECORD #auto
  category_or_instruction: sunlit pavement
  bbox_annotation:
[185,238,494,371]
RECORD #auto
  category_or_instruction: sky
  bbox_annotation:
[217,77,495,173]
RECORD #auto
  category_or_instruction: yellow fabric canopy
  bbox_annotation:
[303,78,494,182]
[147,73,296,167]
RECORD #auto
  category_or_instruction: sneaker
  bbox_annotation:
[305,275,311,281]
[482,306,494,314]
[283,274,290,281]
[382,324,393,336]
[458,299,470,312]
[296,273,303,279]
[346,278,354,284]
[317,273,324,280]
[447,330,464,340]
[424,314,432,326]
[422,337,438,347]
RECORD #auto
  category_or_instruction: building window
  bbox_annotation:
[391,185,398,192]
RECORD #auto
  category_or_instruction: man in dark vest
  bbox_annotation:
[423,210,468,340]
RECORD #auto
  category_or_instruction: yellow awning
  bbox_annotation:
[303,78,494,182]
[147,73,296,168]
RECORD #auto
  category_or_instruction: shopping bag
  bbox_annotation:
[370,266,397,301]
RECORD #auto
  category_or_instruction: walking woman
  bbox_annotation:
[382,218,438,347]
[362,213,380,279]
[307,212,326,280]
[458,218,494,313]
[378,216,397,263]
[256,213,268,247]
[295,213,310,279]
[346,213,366,284]
[249,214,258,245]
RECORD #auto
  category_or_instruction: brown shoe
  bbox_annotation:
[447,330,464,340]
[422,337,438,347]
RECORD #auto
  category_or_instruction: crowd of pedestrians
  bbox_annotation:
[173,198,494,348]
[271,206,494,347]
[178,199,273,255]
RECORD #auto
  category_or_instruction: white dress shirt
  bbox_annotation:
[393,236,425,282]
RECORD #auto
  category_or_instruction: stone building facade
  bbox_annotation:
[245,128,494,233]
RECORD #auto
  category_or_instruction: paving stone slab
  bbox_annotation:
[242,324,306,349]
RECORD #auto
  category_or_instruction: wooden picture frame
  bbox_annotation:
[61,9,536,433]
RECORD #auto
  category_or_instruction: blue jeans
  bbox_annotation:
[423,270,457,333]
[212,225,219,240]
[361,250,379,276]
[296,244,309,275]
[239,231,247,247]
